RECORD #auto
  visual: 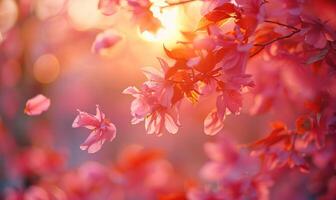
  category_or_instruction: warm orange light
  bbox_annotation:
[33,54,60,84]
[140,0,184,44]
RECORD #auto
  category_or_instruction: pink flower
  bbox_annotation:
[204,74,253,135]
[123,84,179,135]
[72,105,116,153]
[91,29,122,54]
[204,90,242,136]
[24,94,50,116]
[145,108,179,135]
[98,0,120,16]
[124,58,179,135]
[201,138,260,182]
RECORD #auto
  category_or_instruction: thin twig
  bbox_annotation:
[250,21,301,57]
[254,29,300,47]
[264,20,300,31]
[161,0,198,10]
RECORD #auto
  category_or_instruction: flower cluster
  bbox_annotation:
[3,145,186,200]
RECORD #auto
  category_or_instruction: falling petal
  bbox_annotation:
[24,94,51,116]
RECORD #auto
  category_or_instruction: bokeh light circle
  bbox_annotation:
[33,54,60,84]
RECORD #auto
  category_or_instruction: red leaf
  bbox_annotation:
[295,115,313,134]
[249,122,288,149]
[204,3,238,22]
[163,45,196,60]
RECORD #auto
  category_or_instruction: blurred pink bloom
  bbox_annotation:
[192,137,272,200]
[188,187,224,200]
[98,0,120,16]
[4,188,24,200]
[92,30,122,54]
[201,138,260,182]
[11,147,65,183]
[24,186,49,200]
[72,105,116,153]
[24,94,50,116]
[113,145,183,199]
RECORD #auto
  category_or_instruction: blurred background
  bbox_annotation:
[0,0,271,177]
[1,0,336,198]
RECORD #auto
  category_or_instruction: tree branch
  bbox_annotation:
[250,21,301,57]
[161,0,199,10]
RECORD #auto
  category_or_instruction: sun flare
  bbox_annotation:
[140,0,184,44]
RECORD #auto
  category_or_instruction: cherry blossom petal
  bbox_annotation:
[72,110,100,129]
[159,86,174,107]
[145,113,163,135]
[164,113,178,134]
[80,123,116,153]
[24,94,50,116]
[80,131,104,153]
[131,98,151,119]
[123,86,141,97]
[73,105,117,153]
[142,67,164,82]
[222,90,242,115]
[204,110,224,135]
[95,105,105,122]
[92,29,122,54]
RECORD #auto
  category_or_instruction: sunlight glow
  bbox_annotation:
[140,0,184,44]
[67,0,103,30]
